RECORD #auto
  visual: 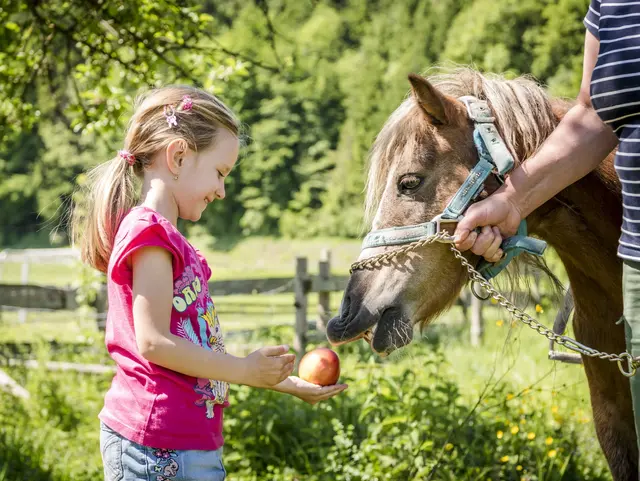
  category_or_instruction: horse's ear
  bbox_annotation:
[408,73,452,125]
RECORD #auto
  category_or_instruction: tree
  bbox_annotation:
[0,0,593,245]
[531,0,589,98]
[0,0,244,244]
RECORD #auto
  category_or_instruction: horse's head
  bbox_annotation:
[326,69,557,355]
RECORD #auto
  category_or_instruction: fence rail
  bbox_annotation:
[0,276,349,310]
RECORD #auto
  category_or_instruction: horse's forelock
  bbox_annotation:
[364,98,417,227]
[428,67,560,162]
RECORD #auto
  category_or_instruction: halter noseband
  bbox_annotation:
[360,96,547,281]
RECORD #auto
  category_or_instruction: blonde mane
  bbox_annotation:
[364,67,564,226]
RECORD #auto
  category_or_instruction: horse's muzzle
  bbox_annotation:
[326,301,413,355]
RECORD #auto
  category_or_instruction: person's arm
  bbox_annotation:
[455,31,618,257]
[131,246,295,388]
[503,31,617,219]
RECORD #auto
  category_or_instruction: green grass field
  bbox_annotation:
[0,237,612,479]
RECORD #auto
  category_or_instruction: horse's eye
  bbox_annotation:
[398,175,423,193]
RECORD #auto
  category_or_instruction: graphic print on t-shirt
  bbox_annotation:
[172,265,201,313]
[173,264,229,419]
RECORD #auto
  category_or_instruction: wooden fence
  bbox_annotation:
[0,249,485,353]
[0,248,80,323]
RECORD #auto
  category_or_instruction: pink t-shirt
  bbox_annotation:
[99,206,229,450]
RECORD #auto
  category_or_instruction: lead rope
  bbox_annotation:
[350,232,640,377]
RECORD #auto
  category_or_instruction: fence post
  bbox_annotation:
[470,294,484,347]
[0,368,30,400]
[317,248,331,332]
[18,261,29,323]
[294,257,308,361]
[0,252,5,323]
[457,288,469,325]
[95,283,108,332]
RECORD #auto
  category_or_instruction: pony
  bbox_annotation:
[326,67,636,479]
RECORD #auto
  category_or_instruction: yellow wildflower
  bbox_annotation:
[511,426,520,435]
[527,432,536,440]
[496,319,504,327]
[545,437,553,445]
[506,393,514,401]
[497,430,504,439]
[516,465,523,471]
[535,304,544,313]
[500,455,510,463]
[551,405,559,413]
[548,449,557,458]
[445,443,454,451]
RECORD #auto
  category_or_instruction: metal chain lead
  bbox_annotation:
[349,231,455,273]
[350,232,640,377]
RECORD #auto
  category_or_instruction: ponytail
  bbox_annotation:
[72,154,137,273]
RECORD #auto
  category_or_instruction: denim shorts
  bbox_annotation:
[100,422,226,481]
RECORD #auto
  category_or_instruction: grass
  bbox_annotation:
[189,234,363,279]
[0,316,611,481]
[350,304,609,475]
[0,235,612,479]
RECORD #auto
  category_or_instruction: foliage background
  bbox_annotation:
[0,0,589,246]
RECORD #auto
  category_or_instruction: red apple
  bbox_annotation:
[298,347,341,386]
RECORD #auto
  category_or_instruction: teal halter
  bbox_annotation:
[361,96,547,281]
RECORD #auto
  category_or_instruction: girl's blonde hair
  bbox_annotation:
[72,86,239,273]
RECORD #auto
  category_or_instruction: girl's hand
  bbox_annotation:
[243,345,296,388]
[273,376,348,405]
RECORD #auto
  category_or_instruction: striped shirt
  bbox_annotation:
[585,0,640,261]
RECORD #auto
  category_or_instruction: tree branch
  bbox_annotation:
[254,0,283,68]
[209,39,282,73]
[92,9,203,86]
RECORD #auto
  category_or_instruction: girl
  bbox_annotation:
[72,86,348,481]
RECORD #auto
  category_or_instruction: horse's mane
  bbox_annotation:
[365,66,566,300]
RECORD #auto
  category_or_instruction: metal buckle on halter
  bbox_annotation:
[459,96,495,123]
[431,214,459,242]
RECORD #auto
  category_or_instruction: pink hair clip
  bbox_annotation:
[118,150,136,166]
[164,105,178,128]
[181,95,193,111]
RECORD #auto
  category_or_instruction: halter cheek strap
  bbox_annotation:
[360,96,547,281]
